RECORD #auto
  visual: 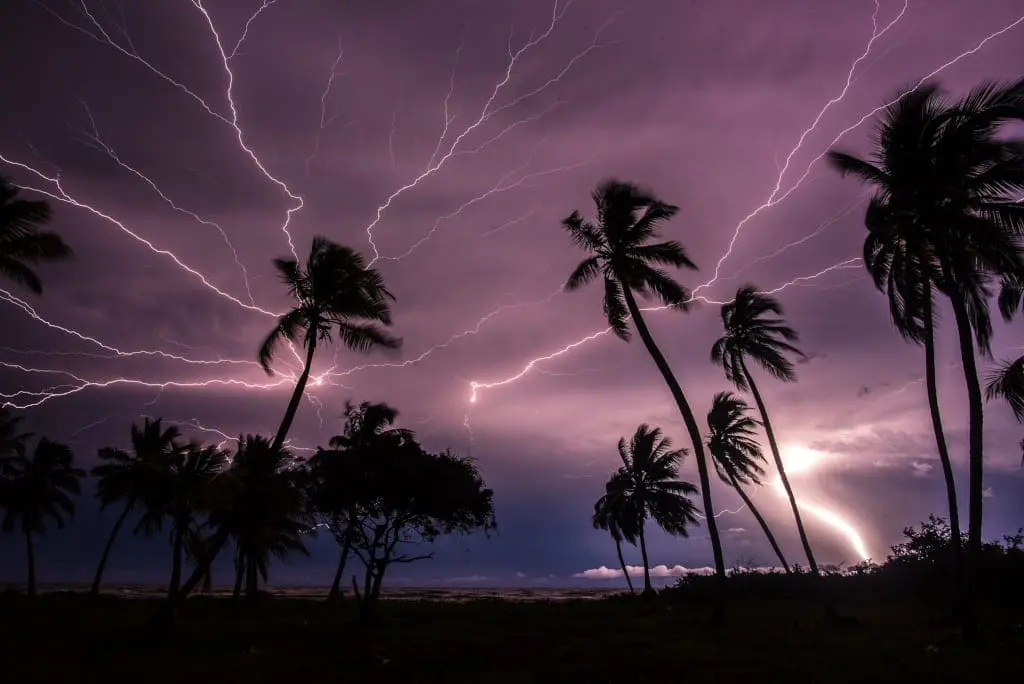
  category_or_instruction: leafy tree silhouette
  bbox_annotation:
[592,477,640,595]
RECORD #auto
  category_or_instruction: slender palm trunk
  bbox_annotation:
[25,530,36,598]
[614,538,635,594]
[740,359,819,575]
[168,523,185,597]
[271,338,317,452]
[327,537,352,602]
[621,288,727,609]
[149,527,232,636]
[921,293,965,610]
[245,555,259,599]
[727,472,790,573]
[949,296,985,640]
[232,547,244,600]
[638,523,653,594]
[91,501,133,596]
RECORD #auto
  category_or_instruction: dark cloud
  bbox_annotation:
[2,0,1024,586]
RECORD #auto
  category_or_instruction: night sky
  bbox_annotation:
[1,0,1023,589]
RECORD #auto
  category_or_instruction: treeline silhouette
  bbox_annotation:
[1,76,1024,645]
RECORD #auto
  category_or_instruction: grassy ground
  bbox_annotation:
[1,592,1021,682]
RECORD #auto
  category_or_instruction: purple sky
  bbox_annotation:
[1,0,1023,589]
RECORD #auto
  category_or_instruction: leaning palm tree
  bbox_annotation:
[260,237,402,452]
[711,286,819,575]
[0,177,72,295]
[706,392,791,573]
[89,418,182,595]
[612,424,700,594]
[592,478,641,595]
[561,179,727,598]
[0,438,84,597]
[828,78,1024,637]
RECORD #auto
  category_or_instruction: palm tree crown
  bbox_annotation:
[563,179,695,339]
[0,177,72,294]
[706,391,766,486]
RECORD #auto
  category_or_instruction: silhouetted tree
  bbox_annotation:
[828,78,1024,637]
[344,440,496,623]
[0,177,72,295]
[0,409,30,472]
[309,401,411,602]
[259,237,401,452]
[90,418,182,596]
[0,438,83,597]
[208,435,312,600]
[561,179,727,607]
[592,479,639,595]
[609,424,700,594]
[711,286,817,575]
[706,391,790,573]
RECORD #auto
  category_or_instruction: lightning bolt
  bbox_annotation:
[76,102,256,305]
[230,0,285,59]
[305,33,346,174]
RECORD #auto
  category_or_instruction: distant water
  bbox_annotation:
[15,584,625,603]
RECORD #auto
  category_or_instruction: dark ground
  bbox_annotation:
[1,592,1022,682]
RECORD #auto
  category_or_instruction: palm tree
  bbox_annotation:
[561,179,727,599]
[89,418,182,595]
[827,79,1024,636]
[985,357,1024,425]
[612,424,700,594]
[139,442,227,596]
[711,286,819,575]
[259,237,402,452]
[208,435,312,600]
[0,409,31,471]
[706,391,790,573]
[592,479,639,595]
[0,438,84,597]
[0,177,72,294]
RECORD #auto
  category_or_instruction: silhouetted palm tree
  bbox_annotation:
[592,478,640,595]
[711,286,818,575]
[0,409,31,471]
[985,357,1024,425]
[828,79,1024,636]
[0,177,72,295]
[260,237,402,452]
[706,391,790,573]
[90,418,182,595]
[612,424,700,594]
[561,179,727,599]
[329,401,413,451]
[140,442,227,596]
[209,435,311,599]
[0,438,84,596]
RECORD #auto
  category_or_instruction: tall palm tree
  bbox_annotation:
[209,435,312,600]
[611,424,700,594]
[259,237,402,452]
[561,179,728,599]
[827,79,1024,636]
[0,177,72,294]
[711,286,819,574]
[0,438,84,597]
[89,418,182,595]
[592,478,640,595]
[706,392,790,573]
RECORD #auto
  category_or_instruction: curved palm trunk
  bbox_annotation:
[726,472,790,573]
[740,359,819,575]
[168,523,185,597]
[614,537,635,594]
[271,337,318,452]
[232,547,244,600]
[637,523,653,594]
[949,296,985,640]
[327,537,352,602]
[245,555,259,599]
[91,501,133,596]
[921,294,965,610]
[621,289,727,607]
[25,530,37,598]
[149,527,232,636]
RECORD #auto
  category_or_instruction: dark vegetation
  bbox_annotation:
[2,74,1024,679]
